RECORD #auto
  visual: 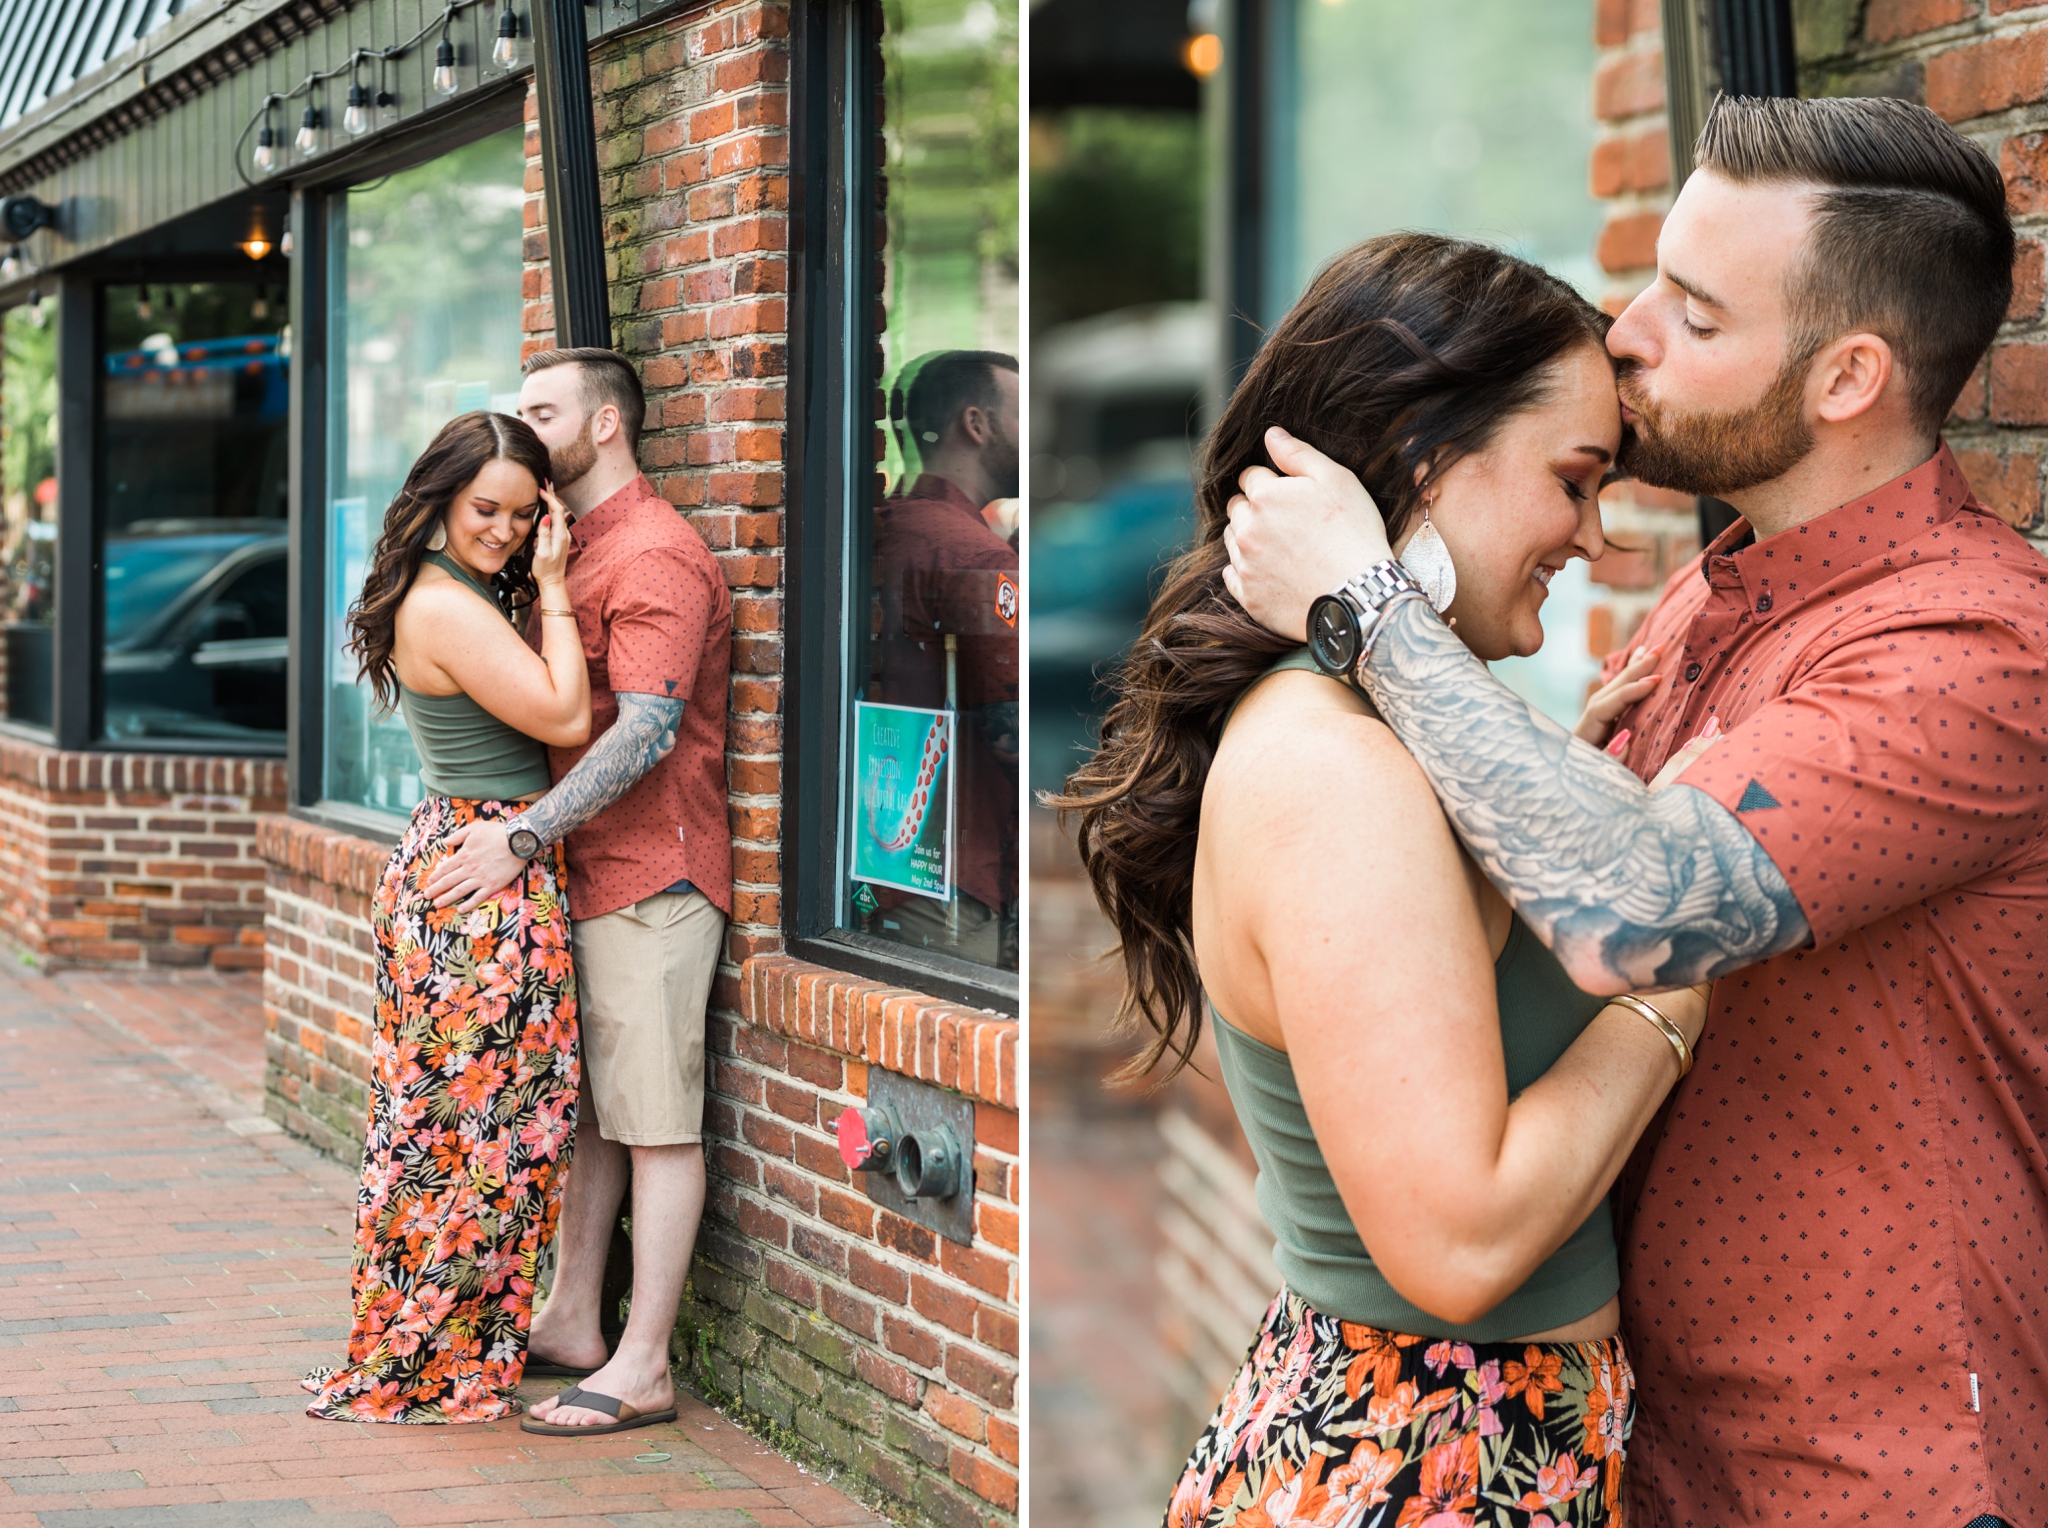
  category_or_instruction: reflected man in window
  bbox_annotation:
[867,350,1020,970]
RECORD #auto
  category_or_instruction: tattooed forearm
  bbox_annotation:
[526,693,684,847]
[1359,600,1810,990]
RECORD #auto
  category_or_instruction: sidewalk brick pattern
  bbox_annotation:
[0,965,890,1527]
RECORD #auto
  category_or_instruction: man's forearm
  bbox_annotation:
[524,694,684,847]
[1360,600,1809,990]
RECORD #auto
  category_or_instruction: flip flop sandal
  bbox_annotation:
[523,1357,603,1380]
[519,1384,679,1437]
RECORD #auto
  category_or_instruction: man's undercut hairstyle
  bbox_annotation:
[1695,93,2014,433]
[898,349,1018,449]
[522,346,648,450]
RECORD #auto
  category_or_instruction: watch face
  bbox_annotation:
[508,828,542,859]
[1308,594,1361,676]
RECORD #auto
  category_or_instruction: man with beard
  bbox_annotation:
[421,346,732,1436]
[1222,95,2048,1525]
[865,349,1020,969]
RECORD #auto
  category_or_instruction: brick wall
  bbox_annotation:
[0,740,280,971]
[1586,0,1702,660]
[258,816,384,1158]
[683,954,1018,1528]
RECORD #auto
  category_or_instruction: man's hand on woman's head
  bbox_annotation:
[1223,426,1394,642]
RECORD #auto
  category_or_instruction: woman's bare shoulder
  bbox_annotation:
[1213,668,1424,799]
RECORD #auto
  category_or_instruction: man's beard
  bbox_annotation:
[1617,349,1816,498]
[549,414,599,489]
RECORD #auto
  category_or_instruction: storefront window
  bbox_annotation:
[100,282,289,744]
[845,0,1021,973]
[323,126,528,816]
[1263,0,1604,721]
[0,296,56,728]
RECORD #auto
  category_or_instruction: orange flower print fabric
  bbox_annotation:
[1167,1289,1635,1527]
[303,795,580,1424]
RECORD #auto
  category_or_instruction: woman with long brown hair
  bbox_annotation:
[1059,234,1711,1523]
[303,410,590,1424]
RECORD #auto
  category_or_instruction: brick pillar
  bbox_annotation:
[1588,0,1701,661]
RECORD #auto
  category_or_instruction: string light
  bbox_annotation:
[0,246,18,282]
[251,285,269,321]
[230,3,500,189]
[492,2,520,69]
[136,285,152,320]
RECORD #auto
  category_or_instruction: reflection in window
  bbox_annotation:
[101,282,289,743]
[849,0,1020,973]
[323,126,527,816]
[0,296,55,727]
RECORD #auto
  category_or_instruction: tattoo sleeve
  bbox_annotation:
[525,693,684,848]
[1359,600,1810,990]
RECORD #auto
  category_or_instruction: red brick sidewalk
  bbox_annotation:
[0,965,889,1527]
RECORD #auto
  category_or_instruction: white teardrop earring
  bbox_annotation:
[425,519,448,552]
[1399,494,1457,613]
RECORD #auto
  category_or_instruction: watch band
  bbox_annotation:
[1310,559,1430,687]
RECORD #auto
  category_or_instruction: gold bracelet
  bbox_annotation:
[541,608,575,617]
[1610,993,1694,1080]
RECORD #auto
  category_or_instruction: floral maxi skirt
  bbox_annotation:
[304,795,580,1424]
[1167,1288,1636,1528]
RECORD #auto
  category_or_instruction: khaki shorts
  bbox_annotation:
[572,888,727,1146]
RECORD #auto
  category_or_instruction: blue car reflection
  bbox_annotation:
[103,522,287,742]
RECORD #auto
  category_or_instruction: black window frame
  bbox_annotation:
[284,84,530,847]
[783,0,1019,1016]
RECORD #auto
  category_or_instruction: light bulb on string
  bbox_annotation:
[0,246,19,282]
[433,36,458,95]
[252,123,276,175]
[280,218,294,258]
[295,104,323,155]
[136,285,152,320]
[343,84,371,136]
[492,3,520,68]
[251,285,269,321]
[27,289,44,326]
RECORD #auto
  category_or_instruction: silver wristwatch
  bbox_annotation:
[1306,559,1431,686]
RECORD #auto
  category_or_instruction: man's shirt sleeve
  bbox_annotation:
[603,543,718,701]
[1675,614,2048,945]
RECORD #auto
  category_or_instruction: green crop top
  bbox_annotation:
[1208,648,1615,1340]
[395,552,552,801]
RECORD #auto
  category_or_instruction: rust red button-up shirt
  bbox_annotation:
[869,473,1020,915]
[1601,445,2048,1524]
[534,475,733,921]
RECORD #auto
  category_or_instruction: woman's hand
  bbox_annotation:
[1646,716,1720,791]
[530,483,572,589]
[1223,426,1393,642]
[1575,644,1661,747]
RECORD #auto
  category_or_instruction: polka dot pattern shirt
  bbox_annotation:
[1604,445,2048,1524]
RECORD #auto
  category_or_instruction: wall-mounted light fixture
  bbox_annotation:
[0,196,57,242]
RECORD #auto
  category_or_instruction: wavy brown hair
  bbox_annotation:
[346,410,554,712]
[1052,233,1613,1080]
